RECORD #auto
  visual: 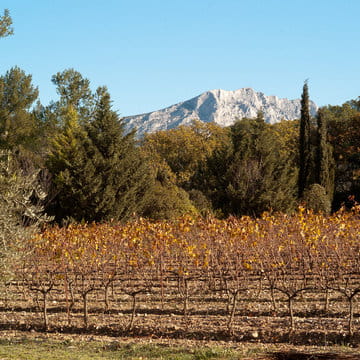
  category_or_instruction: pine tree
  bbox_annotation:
[0,9,13,38]
[47,83,152,222]
[298,81,312,198]
[46,106,101,221]
[51,69,94,124]
[85,87,151,221]
[0,67,39,150]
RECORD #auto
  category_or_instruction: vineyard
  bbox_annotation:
[2,207,360,345]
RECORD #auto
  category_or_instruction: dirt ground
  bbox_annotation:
[2,281,360,359]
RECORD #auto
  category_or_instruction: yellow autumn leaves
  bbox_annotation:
[22,206,360,284]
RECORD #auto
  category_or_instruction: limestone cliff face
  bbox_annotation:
[123,88,318,136]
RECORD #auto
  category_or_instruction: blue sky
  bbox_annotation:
[1,0,359,116]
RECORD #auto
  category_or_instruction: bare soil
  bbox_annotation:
[2,281,360,359]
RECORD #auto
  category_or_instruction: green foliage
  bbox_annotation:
[0,67,39,150]
[141,121,229,218]
[46,106,97,221]
[142,181,197,220]
[322,102,359,122]
[0,150,50,280]
[140,149,197,219]
[302,183,331,214]
[348,96,360,111]
[226,116,297,216]
[51,68,94,123]
[85,87,151,221]
[298,81,313,198]
[30,101,62,161]
[0,9,13,38]
[47,87,151,222]
[198,115,297,217]
[142,120,230,189]
[272,119,299,162]
[25,70,95,165]
[315,108,335,203]
[325,102,360,208]
[191,136,233,216]
[188,189,213,216]
[298,83,335,209]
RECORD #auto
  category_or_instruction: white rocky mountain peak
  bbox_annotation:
[123,88,318,136]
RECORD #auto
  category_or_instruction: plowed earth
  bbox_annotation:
[1,281,360,359]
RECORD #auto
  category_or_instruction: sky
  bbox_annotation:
[1,0,359,117]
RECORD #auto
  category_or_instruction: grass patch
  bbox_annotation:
[0,335,358,360]
[0,337,257,360]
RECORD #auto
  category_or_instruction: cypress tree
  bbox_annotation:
[316,108,335,203]
[298,81,312,198]
[297,84,335,212]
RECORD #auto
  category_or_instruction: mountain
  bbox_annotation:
[123,88,318,136]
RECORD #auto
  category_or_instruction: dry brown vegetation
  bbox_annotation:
[2,207,360,350]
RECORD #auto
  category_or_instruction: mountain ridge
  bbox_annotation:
[123,88,318,136]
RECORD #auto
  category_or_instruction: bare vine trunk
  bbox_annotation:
[227,291,238,335]
[42,291,48,330]
[288,296,295,331]
[128,293,137,331]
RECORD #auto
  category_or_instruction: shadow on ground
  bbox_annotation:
[270,351,360,359]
